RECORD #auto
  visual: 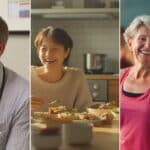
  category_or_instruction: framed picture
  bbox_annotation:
[0,0,30,33]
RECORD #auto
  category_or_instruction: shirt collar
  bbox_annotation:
[0,62,4,88]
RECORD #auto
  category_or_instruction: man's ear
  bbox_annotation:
[0,43,5,56]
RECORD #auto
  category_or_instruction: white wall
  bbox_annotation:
[1,34,30,80]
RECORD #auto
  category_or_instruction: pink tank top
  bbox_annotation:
[120,67,150,150]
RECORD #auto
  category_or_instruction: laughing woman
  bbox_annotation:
[120,15,150,150]
[31,26,92,112]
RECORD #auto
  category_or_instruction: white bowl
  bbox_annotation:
[62,122,93,145]
[32,131,61,149]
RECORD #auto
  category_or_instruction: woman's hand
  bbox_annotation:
[31,96,45,111]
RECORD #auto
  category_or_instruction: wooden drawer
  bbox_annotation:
[108,79,119,105]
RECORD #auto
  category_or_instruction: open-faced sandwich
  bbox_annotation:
[48,105,66,114]
[32,102,118,126]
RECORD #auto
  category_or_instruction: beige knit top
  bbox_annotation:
[31,66,93,111]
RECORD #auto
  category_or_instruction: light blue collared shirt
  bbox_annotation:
[0,62,29,150]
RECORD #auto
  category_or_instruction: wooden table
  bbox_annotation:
[32,120,119,150]
[60,120,119,150]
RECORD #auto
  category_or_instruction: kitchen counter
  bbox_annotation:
[85,74,119,80]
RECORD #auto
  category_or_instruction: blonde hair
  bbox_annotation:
[124,15,150,43]
[0,17,9,44]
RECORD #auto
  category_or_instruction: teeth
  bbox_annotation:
[47,60,56,62]
[46,60,56,63]
[140,50,150,55]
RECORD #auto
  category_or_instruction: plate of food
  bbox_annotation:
[32,103,117,126]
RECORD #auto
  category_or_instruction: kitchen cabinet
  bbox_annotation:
[32,8,118,19]
[32,0,118,19]
[108,79,119,105]
[86,74,119,105]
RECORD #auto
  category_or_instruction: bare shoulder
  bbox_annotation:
[120,68,126,76]
[120,67,132,76]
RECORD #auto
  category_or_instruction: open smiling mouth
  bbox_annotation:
[46,60,57,64]
[139,49,150,55]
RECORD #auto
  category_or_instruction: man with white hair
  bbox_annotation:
[0,16,29,150]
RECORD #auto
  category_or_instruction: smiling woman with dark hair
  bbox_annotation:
[31,26,92,112]
[120,15,150,150]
